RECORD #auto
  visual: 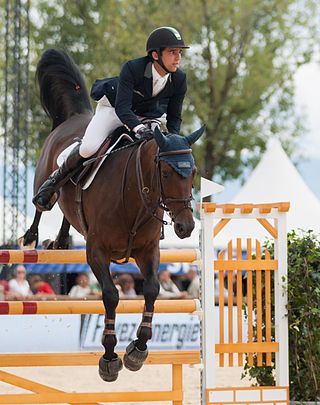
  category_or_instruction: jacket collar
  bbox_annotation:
[144,61,172,98]
[144,61,153,79]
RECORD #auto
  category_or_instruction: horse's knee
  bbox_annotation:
[102,284,119,311]
[79,142,98,158]
[143,277,160,301]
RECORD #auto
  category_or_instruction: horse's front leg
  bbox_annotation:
[43,216,71,249]
[86,242,122,382]
[18,210,42,248]
[124,247,160,371]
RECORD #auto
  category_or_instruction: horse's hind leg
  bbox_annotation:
[86,242,122,382]
[44,216,71,249]
[18,210,42,248]
[53,216,71,249]
[124,250,160,371]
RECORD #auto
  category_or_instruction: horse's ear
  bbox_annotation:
[154,126,169,150]
[186,125,206,145]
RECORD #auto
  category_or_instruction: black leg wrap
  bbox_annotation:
[123,340,149,372]
[53,232,71,249]
[22,228,39,248]
[98,354,123,382]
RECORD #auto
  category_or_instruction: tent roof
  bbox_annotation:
[214,139,320,246]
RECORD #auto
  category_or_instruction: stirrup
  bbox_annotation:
[32,189,60,212]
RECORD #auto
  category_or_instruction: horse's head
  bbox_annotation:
[154,126,205,239]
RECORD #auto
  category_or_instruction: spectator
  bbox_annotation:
[0,279,9,300]
[117,274,137,298]
[29,275,55,297]
[215,272,229,304]
[158,269,187,299]
[8,265,32,299]
[69,272,92,298]
[185,266,200,299]
[89,271,102,298]
[0,283,5,300]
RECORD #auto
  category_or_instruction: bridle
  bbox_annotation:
[136,140,194,224]
[114,138,195,264]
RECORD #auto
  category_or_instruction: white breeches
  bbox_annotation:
[79,96,123,158]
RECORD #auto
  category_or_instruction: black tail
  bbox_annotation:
[36,49,93,130]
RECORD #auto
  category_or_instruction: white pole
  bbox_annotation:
[200,208,216,403]
[274,214,289,386]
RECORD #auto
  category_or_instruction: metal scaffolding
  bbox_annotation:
[1,0,30,246]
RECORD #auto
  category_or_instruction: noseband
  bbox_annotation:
[157,149,194,222]
[136,141,194,224]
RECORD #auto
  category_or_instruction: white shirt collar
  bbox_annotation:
[152,63,170,82]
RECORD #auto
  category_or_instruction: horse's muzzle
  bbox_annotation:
[174,218,195,239]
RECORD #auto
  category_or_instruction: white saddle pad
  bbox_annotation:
[57,133,134,190]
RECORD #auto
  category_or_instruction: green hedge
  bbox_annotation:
[241,231,320,401]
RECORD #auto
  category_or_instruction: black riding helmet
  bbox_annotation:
[146,26,189,73]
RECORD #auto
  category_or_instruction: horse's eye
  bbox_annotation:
[162,171,169,179]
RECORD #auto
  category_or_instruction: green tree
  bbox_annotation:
[27,0,319,180]
[177,0,319,181]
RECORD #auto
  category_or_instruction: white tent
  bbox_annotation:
[214,139,320,246]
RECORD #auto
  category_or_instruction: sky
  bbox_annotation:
[293,62,320,197]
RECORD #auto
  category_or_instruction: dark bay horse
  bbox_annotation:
[28,49,204,381]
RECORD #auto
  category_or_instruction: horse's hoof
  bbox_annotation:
[99,355,123,382]
[17,236,37,250]
[42,239,54,249]
[123,341,148,372]
[53,237,70,250]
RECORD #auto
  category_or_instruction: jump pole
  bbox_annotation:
[0,248,200,264]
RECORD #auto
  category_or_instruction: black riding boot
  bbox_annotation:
[33,144,86,211]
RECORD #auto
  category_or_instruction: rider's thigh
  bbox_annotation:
[80,104,122,158]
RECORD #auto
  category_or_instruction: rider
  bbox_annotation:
[33,26,189,211]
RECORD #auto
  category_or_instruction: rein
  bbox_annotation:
[136,142,194,224]
[113,139,194,264]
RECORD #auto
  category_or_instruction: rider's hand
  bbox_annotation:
[135,126,154,140]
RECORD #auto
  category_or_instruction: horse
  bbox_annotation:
[25,49,204,381]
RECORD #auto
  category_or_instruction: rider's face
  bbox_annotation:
[153,48,183,75]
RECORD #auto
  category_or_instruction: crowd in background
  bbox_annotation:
[0,263,238,302]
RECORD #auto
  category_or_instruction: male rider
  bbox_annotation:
[33,26,189,211]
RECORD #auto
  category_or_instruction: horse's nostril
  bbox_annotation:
[174,222,189,238]
[178,224,184,234]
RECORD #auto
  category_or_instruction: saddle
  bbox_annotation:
[71,126,137,238]
[72,126,135,189]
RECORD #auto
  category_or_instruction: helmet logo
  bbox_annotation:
[162,26,182,40]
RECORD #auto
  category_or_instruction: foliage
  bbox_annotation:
[242,231,320,401]
[2,0,320,178]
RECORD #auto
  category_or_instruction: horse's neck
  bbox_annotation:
[141,140,158,185]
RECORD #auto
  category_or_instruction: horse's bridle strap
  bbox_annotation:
[158,148,192,157]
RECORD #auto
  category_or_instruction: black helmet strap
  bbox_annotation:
[154,49,171,74]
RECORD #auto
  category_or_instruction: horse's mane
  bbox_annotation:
[36,49,93,130]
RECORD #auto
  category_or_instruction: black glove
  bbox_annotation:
[135,126,154,140]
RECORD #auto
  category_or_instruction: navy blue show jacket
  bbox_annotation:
[90,56,187,134]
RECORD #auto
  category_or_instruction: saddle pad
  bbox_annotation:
[57,133,134,190]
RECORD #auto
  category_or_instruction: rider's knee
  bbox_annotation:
[79,142,99,158]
